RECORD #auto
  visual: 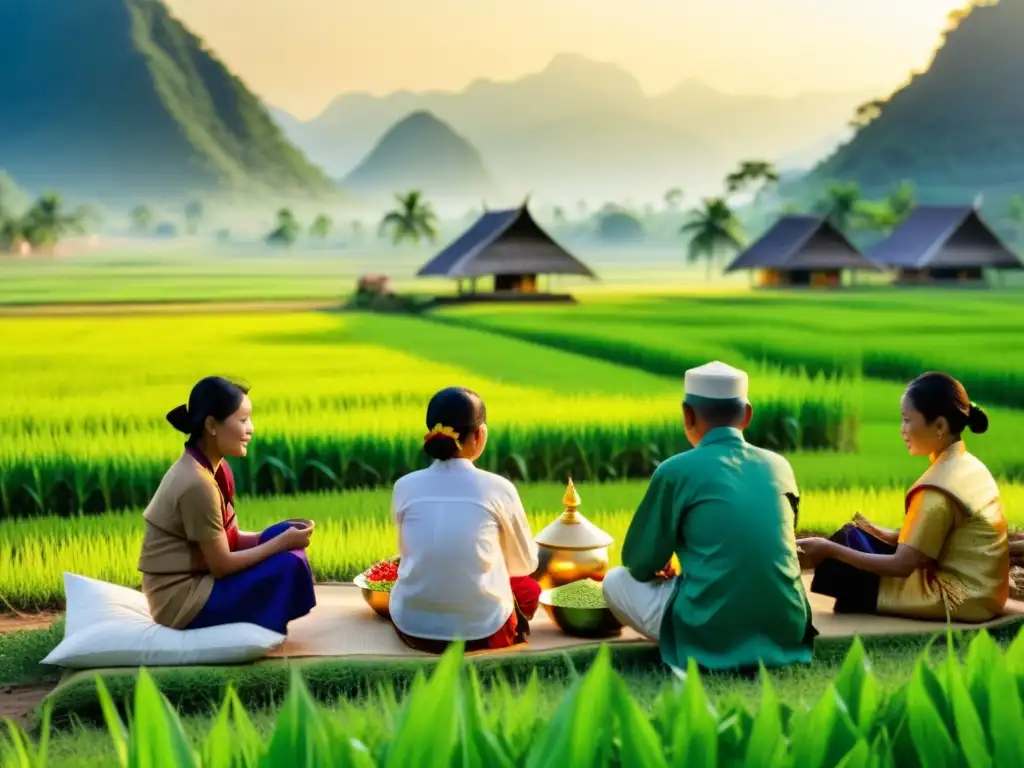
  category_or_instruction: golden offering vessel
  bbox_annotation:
[353,573,391,620]
[533,478,614,590]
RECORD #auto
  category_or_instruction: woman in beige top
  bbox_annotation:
[138,376,316,634]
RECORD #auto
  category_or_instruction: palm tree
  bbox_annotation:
[129,205,153,234]
[184,200,204,236]
[0,216,23,252]
[0,186,13,250]
[310,213,333,239]
[0,188,23,252]
[378,190,439,246]
[680,197,746,279]
[21,194,89,252]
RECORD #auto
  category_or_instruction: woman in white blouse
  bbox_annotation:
[389,387,541,653]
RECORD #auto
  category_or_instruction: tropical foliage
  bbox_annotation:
[680,198,746,277]
[184,200,204,236]
[8,633,1024,766]
[378,190,439,245]
[0,192,92,253]
[129,205,153,233]
[812,180,917,238]
[310,213,333,239]
[265,208,301,246]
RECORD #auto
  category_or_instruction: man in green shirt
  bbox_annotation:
[602,361,816,673]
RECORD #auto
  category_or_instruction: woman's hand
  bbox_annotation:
[654,559,677,580]
[796,537,832,569]
[852,512,873,531]
[276,525,313,552]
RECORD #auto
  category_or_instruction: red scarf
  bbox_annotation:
[185,446,241,550]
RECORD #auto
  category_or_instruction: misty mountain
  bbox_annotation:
[0,0,335,207]
[343,110,496,203]
[272,53,869,201]
[791,0,1024,204]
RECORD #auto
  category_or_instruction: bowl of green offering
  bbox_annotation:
[539,578,623,638]
[354,556,399,619]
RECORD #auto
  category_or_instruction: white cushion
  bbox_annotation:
[41,573,285,668]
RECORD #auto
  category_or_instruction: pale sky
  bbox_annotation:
[166,0,966,119]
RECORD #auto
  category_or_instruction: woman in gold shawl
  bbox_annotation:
[798,372,1009,622]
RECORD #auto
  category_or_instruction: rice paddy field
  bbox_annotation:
[3,257,1024,763]
[2,287,1024,603]
[6,481,1024,612]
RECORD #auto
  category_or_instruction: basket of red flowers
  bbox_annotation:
[354,555,399,619]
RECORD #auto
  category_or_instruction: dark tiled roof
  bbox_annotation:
[725,215,879,272]
[417,206,595,278]
[867,205,1023,269]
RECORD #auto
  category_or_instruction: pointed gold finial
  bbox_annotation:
[535,475,613,550]
[562,476,581,509]
[559,477,581,524]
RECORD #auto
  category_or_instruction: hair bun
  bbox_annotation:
[967,403,989,435]
[166,404,192,434]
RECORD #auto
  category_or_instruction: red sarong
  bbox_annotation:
[394,575,542,653]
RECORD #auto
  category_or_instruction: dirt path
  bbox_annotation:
[0,299,339,317]
[0,685,54,728]
[0,613,61,726]
[0,611,61,634]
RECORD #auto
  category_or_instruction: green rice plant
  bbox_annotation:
[441,294,1024,410]
[2,481,1023,612]
[0,313,859,518]
[8,631,1024,766]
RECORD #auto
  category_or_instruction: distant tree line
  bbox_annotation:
[0,189,94,255]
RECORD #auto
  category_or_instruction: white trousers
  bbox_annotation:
[602,566,676,640]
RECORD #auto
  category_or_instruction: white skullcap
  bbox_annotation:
[684,361,749,400]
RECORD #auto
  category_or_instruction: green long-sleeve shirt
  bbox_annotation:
[621,426,814,671]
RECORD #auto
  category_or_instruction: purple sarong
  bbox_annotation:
[809,524,897,614]
[187,521,316,635]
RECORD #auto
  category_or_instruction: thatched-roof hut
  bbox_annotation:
[724,215,882,288]
[417,203,595,301]
[867,205,1023,284]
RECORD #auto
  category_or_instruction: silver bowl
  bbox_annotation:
[539,589,623,638]
[353,573,392,620]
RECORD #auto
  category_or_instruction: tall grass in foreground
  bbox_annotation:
[7,633,1024,767]
[3,483,1023,612]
